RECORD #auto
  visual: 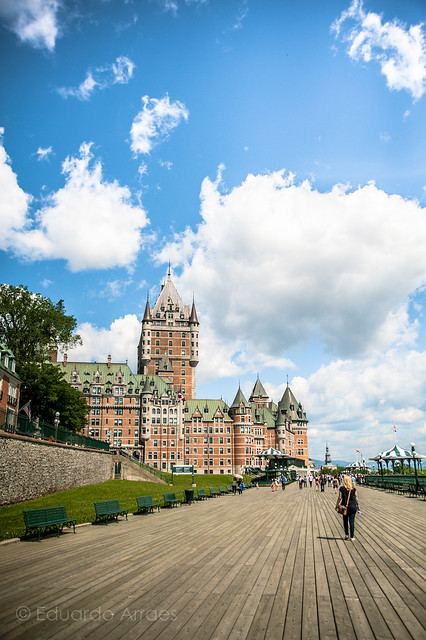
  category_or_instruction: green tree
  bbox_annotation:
[20,364,88,431]
[0,284,85,430]
[0,284,81,368]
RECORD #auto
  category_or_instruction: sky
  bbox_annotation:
[1,0,426,464]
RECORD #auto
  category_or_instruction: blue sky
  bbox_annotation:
[1,0,426,463]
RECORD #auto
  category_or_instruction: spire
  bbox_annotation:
[142,296,152,322]
[167,261,171,279]
[189,296,199,324]
[230,385,249,409]
[158,352,173,373]
[249,376,269,401]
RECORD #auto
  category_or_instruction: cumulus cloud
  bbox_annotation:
[0,128,33,250]
[58,56,135,101]
[64,314,141,372]
[332,0,426,101]
[158,169,426,366]
[0,0,62,50]
[289,322,426,460]
[130,95,189,156]
[2,139,149,271]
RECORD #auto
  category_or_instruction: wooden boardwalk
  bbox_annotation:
[0,483,425,640]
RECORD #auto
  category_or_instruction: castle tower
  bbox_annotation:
[276,383,309,465]
[137,269,199,400]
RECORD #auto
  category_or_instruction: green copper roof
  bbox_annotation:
[230,386,250,409]
[54,360,173,397]
[249,377,269,400]
[184,399,233,422]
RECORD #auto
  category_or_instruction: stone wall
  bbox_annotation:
[0,432,114,505]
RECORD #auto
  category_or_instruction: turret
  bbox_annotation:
[189,298,199,368]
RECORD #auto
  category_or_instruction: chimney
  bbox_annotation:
[107,354,111,368]
[63,353,68,367]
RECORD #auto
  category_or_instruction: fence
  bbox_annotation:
[0,408,110,452]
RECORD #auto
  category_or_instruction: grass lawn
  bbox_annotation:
[0,474,251,542]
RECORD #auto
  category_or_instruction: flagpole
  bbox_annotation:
[393,424,397,444]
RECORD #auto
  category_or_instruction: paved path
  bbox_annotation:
[0,483,425,639]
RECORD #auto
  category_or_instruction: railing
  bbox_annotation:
[364,474,425,495]
[1,409,110,451]
[118,449,169,482]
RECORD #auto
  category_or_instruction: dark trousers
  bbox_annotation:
[282,484,285,490]
[343,509,356,537]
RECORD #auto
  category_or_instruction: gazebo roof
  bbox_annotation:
[260,447,284,457]
[369,443,426,461]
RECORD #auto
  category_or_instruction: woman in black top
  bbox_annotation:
[335,475,360,540]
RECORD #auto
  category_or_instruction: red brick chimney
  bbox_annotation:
[107,354,111,368]
[63,353,68,367]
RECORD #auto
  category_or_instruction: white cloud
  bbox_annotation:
[58,56,135,101]
[290,331,426,460]
[158,169,426,365]
[35,146,53,161]
[2,140,149,271]
[0,0,62,50]
[130,95,189,156]
[0,129,33,250]
[65,314,141,372]
[332,0,426,101]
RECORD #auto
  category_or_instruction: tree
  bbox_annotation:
[20,364,88,431]
[0,284,85,430]
[0,284,81,368]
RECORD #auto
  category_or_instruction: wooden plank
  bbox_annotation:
[0,483,425,640]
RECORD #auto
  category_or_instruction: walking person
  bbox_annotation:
[333,476,339,494]
[271,479,275,492]
[232,478,238,495]
[281,474,286,490]
[335,475,360,541]
[320,475,326,492]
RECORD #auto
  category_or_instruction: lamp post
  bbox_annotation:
[379,454,384,488]
[54,411,60,441]
[411,442,419,495]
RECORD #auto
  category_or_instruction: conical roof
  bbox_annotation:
[158,352,173,373]
[230,386,249,409]
[249,376,269,401]
[152,272,190,318]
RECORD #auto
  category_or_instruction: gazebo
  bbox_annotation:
[260,447,295,474]
[369,443,425,473]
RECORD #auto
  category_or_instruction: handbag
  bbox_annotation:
[336,489,351,515]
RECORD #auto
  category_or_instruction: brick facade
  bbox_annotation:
[58,274,310,472]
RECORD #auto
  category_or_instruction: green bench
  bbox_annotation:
[163,493,181,508]
[227,485,233,493]
[23,506,76,542]
[136,496,160,514]
[195,488,209,500]
[209,487,220,497]
[94,499,128,524]
[219,486,229,495]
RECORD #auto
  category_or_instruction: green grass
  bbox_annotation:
[0,473,251,542]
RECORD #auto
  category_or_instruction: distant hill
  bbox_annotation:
[311,458,351,468]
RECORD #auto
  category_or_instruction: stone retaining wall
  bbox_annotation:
[0,432,113,505]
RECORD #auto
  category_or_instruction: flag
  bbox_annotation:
[178,391,185,402]
[393,424,397,433]
[20,400,31,420]
[356,449,360,453]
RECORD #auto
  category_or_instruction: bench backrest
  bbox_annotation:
[219,486,226,492]
[94,500,120,515]
[197,489,206,497]
[23,506,67,526]
[137,496,155,507]
[163,493,177,502]
[209,488,218,494]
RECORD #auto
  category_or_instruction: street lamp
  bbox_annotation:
[378,454,384,487]
[54,411,60,441]
[411,442,419,495]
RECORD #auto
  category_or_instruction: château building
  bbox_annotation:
[58,273,309,473]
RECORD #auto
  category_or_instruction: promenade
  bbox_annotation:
[0,482,425,640]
